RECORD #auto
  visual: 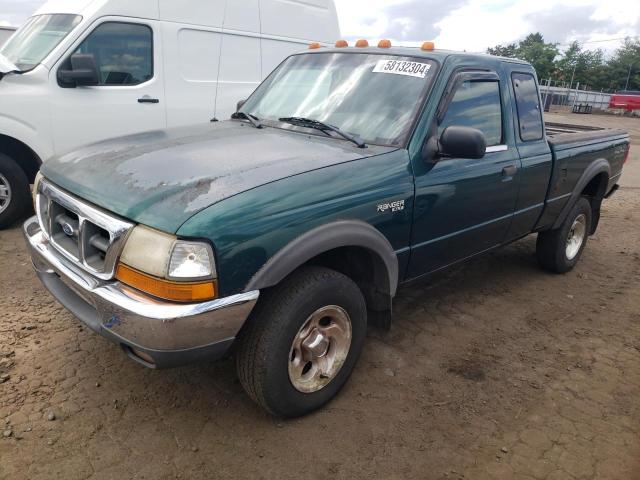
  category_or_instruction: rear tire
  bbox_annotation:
[537,197,592,273]
[236,266,367,418]
[0,153,32,230]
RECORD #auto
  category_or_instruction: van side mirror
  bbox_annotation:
[236,99,246,111]
[439,126,486,159]
[58,53,100,88]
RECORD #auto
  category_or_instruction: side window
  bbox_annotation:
[71,22,153,86]
[439,80,502,147]
[512,73,543,141]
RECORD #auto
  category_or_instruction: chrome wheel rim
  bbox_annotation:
[0,174,11,215]
[566,214,587,260]
[288,305,352,393]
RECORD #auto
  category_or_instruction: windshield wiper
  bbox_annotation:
[279,117,366,149]
[230,111,263,129]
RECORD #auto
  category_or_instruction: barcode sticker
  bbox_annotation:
[372,60,431,79]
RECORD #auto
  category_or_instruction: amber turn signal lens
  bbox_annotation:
[355,39,369,48]
[308,42,322,49]
[421,41,435,51]
[378,39,392,48]
[335,39,349,48]
[116,264,216,303]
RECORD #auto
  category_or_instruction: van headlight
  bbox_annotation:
[116,225,217,303]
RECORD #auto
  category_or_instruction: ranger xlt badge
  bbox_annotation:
[377,200,405,213]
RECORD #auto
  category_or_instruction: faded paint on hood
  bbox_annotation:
[42,121,394,233]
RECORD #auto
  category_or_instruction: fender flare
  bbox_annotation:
[245,220,399,297]
[552,158,610,230]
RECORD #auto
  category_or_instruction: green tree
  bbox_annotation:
[605,38,640,91]
[486,33,559,81]
[554,41,607,89]
[487,43,518,58]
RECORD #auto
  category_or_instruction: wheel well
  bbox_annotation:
[303,246,393,317]
[581,172,608,235]
[0,135,42,183]
[581,172,608,200]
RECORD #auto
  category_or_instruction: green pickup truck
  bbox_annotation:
[24,43,629,417]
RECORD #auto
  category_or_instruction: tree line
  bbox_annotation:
[487,33,640,92]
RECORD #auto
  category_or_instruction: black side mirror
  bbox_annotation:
[58,53,99,88]
[236,99,246,111]
[439,126,486,159]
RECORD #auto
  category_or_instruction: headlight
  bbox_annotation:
[32,171,43,206]
[116,225,217,302]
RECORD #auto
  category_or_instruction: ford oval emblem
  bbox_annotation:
[62,222,75,236]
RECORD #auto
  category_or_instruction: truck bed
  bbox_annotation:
[545,122,628,150]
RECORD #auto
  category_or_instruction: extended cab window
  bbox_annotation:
[439,80,502,147]
[512,73,543,141]
[68,22,153,86]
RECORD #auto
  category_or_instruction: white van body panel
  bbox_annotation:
[0,0,340,194]
[260,0,339,41]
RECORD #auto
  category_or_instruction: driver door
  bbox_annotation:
[49,19,166,155]
[408,68,521,278]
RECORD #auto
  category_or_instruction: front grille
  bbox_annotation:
[36,180,134,280]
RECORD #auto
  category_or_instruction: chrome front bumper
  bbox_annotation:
[23,216,259,368]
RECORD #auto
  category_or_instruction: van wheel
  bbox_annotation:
[236,266,367,418]
[0,153,32,229]
[537,197,592,273]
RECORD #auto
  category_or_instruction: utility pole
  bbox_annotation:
[624,64,632,91]
[569,63,577,90]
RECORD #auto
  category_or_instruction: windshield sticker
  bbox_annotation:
[372,60,431,79]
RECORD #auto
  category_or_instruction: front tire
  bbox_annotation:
[236,266,367,418]
[0,153,32,229]
[537,197,592,273]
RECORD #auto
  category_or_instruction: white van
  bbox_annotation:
[0,0,340,227]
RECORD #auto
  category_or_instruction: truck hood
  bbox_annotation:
[42,121,394,233]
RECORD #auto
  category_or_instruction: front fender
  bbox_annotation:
[245,220,399,296]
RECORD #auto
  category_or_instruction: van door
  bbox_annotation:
[49,19,166,155]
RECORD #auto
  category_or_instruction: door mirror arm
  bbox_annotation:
[421,135,441,166]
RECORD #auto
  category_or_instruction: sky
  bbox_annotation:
[0,0,638,54]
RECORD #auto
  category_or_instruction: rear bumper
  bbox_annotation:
[23,217,259,368]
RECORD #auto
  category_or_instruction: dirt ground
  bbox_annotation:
[1,112,639,480]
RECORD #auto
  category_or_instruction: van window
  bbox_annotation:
[439,80,502,147]
[71,22,153,86]
[512,73,544,141]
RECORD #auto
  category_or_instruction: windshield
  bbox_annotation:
[241,53,437,147]
[0,14,81,71]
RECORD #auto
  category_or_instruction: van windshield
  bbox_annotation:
[241,52,437,147]
[0,14,82,72]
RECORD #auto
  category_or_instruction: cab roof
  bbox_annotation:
[306,46,531,68]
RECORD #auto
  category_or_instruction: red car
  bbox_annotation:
[609,91,640,111]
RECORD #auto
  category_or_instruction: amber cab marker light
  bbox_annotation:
[421,41,435,51]
[116,263,216,303]
[355,39,369,48]
[335,39,349,48]
[309,42,322,50]
[378,39,392,49]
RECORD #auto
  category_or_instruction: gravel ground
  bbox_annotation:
[0,112,639,480]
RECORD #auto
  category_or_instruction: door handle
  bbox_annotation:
[138,97,159,104]
[502,165,518,177]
